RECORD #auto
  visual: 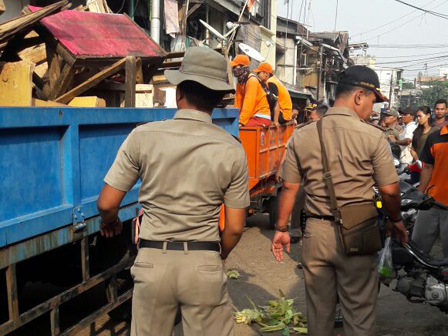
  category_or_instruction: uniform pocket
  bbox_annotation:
[198,265,221,272]
[134,262,154,269]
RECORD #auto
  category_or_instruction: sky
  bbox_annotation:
[277,0,448,80]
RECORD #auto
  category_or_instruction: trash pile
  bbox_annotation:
[235,290,308,335]
[0,0,166,108]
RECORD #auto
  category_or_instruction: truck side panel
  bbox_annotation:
[0,107,239,248]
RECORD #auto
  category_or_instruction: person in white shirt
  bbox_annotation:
[393,107,418,164]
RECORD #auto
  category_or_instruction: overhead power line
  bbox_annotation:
[375,54,448,65]
[375,50,448,58]
[369,44,448,48]
[350,0,437,38]
[395,0,448,19]
[350,0,448,43]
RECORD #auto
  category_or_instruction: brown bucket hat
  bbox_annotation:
[165,47,235,93]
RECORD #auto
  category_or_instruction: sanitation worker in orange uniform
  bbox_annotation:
[254,62,293,125]
[230,55,271,127]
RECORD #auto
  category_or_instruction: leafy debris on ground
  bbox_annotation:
[226,269,241,279]
[235,290,308,334]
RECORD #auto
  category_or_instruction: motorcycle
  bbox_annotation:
[381,181,448,313]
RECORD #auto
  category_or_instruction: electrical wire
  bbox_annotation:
[350,0,438,38]
[394,0,448,19]
[375,54,448,65]
[375,50,448,58]
[116,0,127,13]
[370,44,448,48]
[350,0,448,43]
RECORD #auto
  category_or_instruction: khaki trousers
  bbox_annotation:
[301,218,378,336]
[130,247,234,336]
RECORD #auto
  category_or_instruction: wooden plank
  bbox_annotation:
[18,43,47,65]
[68,96,106,107]
[46,44,61,89]
[35,62,48,78]
[0,0,5,16]
[6,265,19,321]
[55,58,126,104]
[136,57,143,84]
[48,63,75,100]
[35,25,76,67]
[0,61,34,106]
[136,84,153,108]
[0,1,69,45]
[125,56,136,108]
[32,98,66,107]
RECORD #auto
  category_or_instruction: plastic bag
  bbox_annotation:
[378,236,393,278]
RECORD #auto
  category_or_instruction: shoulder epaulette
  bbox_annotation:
[295,120,315,130]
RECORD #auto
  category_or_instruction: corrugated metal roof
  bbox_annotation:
[30,7,166,59]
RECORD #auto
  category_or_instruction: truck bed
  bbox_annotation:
[0,107,239,248]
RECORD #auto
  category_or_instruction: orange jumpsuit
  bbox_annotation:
[267,76,293,121]
[235,75,271,126]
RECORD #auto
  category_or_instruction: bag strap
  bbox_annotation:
[316,119,342,223]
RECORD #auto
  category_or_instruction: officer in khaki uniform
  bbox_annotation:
[383,108,401,142]
[97,47,250,336]
[271,66,408,336]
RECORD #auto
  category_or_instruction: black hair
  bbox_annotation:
[316,104,329,118]
[412,106,433,150]
[434,99,447,109]
[335,83,372,99]
[178,81,226,112]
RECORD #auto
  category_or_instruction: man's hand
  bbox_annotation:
[100,218,123,238]
[271,231,291,262]
[275,170,283,184]
[386,219,408,245]
[388,135,397,143]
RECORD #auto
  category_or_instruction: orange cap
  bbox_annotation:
[253,62,273,74]
[230,54,250,67]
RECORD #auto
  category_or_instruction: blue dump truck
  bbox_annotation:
[0,107,239,335]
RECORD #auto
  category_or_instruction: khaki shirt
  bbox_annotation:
[282,107,397,217]
[384,126,400,142]
[104,109,250,242]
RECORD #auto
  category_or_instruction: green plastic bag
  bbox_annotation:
[378,236,393,278]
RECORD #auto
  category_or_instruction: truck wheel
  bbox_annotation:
[268,196,278,230]
[107,271,133,322]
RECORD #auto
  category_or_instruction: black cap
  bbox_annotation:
[338,66,389,103]
[399,106,415,116]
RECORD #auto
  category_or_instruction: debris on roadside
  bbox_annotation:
[226,269,241,279]
[0,1,166,108]
[235,290,308,335]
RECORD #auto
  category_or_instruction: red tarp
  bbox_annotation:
[29,6,165,58]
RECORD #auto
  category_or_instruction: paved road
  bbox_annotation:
[9,214,448,336]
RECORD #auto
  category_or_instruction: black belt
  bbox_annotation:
[308,215,335,221]
[139,239,220,252]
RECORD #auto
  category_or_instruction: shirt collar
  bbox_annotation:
[173,109,213,124]
[325,107,362,120]
[441,124,448,135]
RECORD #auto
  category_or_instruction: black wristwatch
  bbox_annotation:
[275,224,289,232]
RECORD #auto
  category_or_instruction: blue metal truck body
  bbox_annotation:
[0,107,239,250]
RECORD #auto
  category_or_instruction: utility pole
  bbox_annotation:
[334,0,338,31]
[389,71,394,107]
[284,0,290,75]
